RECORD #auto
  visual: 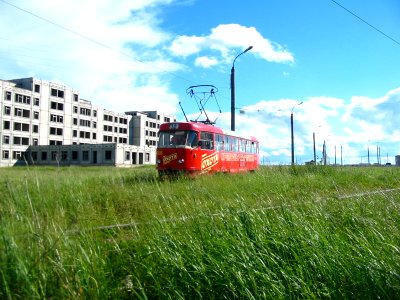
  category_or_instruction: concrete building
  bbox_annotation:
[0,77,175,167]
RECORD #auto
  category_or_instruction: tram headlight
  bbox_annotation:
[156,159,161,164]
[178,159,184,164]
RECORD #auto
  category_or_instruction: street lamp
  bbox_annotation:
[231,46,253,131]
[290,101,303,165]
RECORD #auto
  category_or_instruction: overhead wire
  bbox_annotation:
[329,0,400,47]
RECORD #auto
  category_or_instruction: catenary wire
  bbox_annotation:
[329,0,400,47]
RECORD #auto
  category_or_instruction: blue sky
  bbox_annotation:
[1,0,399,164]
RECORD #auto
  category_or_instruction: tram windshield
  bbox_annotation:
[158,130,198,148]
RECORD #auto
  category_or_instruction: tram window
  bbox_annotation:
[232,137,238,152]
[224,136,230,151]
[158,130,199,148]
[239,139,246,152]
[200,132,214,150]
[216,134,224,151]
[186,131,198,147]
[171,131,186,146]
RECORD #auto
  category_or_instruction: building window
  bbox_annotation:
[41,151,47,160]
[32,138,38,145]
[50,114,63,123]
[31,151,38,161]
[74,94,78,101]
[13,151,23,160]
[49,127,63,135]
[104,114,113,121]
[3,121,10,130]
[4,106,11,115]
[105,150,112,160]
[92,133,96,140]
[93,110,97,117]
[145,153,150,162]
[79,119,91,127]
[34,111,39,119]
[79,131,90,139]
[2,150,9,159]
[73,106,78,114]
[82,151,89,161]
[15,94,30,105]
[51,88,64,98]
[61,151,68,161]
[34,84,40,93]
[72,151,78,160]
[51,151,58,161]
[50,101,64,111]
[14,108,30,118]
[5,91,11,101]
[80,107,91,116]
[15,108,22,117]
[3,135,9,144]
[23,109,30,118]
[103,135,113,142]
[93,121,97,129]
[13,136,29,145]
[125,151,130,161]
[32,125,39,133]
[49,140,62,145]
[73,130,77,137]
[34,98,40,106]
[14,122,30,132]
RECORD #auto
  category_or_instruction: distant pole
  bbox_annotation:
[313,132,316,164]
[230,46,253,131]
[290,101,303,165]
[323,140,326,165]
[341,145,343,165]
[291,112,294,165]
[368,146,370,164]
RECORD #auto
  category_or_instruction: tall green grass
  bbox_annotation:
[0,165,399,299]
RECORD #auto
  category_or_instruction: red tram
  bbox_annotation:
[156,121,259,177]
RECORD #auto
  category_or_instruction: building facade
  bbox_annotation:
[0,77,175,167]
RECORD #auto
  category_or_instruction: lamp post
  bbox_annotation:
[290,102,303,165]
[231,46,253,131]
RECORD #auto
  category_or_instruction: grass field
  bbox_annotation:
[0,165,399,299]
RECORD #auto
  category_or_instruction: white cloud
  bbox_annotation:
[194,56,218,68]
[0,0,181,113]
[169,23,294,66]
[229,87,400,164]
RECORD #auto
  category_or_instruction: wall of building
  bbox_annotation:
[0,77,174,167]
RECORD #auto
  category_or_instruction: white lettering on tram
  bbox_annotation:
[163,153,178,165]
[201,152,219,170]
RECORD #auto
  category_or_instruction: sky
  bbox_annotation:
[1,0,399,165]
